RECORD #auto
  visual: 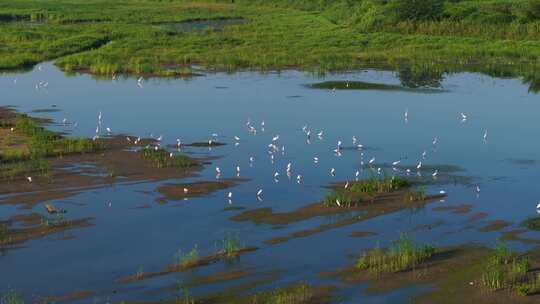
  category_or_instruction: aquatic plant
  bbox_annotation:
[405,186,427,202]
[356,234,436,274]
[324,176,412,207]
[523,217,540,231]
[0,223,9,244]
[219,232,242,258]
[249,282,315,304]
[175,245,199,268]
[139,147,197,169]
[480,240,537,294]
[136,266,144,279]
[0,289,23,304]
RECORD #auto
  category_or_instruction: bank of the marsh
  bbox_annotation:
[2,1,540,88]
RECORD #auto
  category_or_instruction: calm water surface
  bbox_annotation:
[1,63,540,302]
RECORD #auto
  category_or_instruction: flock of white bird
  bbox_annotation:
[12,67,540,213]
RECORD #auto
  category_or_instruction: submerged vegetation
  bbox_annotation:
[1,0,540,87]
[356,234,436,274]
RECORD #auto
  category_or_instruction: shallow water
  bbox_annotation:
[1,63,540,302]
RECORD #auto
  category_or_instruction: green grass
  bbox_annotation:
[139,147,197,169]
[356,234,436,274]
[523,217,540,231]
[248,282,317,304]
[2,0,540,86]
[0,113,103,180]
[219,232,242,258]
[0,158,50,180]
[324,176,413,207]
[481,240,539,295]
[0,289,23,304]
[175,245,200,267]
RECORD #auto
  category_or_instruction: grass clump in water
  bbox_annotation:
[139,147,197,169]
[324,176,412,207]
[356,234,436,274]
[174,245,200,268]
[523,217,540,231]
[218,232,243,258]
[481,240,539,295]
[1,289,23,304]
[249,282,317,304]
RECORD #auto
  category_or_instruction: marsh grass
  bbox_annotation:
[249,282,315,304]
[0,223,9,244]
[523,217,540,231]
[139,147,197,169]
[219,232,242,258]
[175,245,200,268]
[1,113,103,180]
[0,158,50,180]
[0,289,23,304]
[481,240,539,295]
[356,234,436,274]
[324,176,412,207]
[43,213,70,227]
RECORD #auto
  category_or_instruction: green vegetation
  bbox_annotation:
[139,147,197,169]
[219,232,242,258]
[1,0,540,87]
[0,112,103,180]
[175,245,200,268]
[249,283,319,304]
[481,240,540,295]
[324,176,413,207]
[523,217,540,231]
[356,234,436,274]
[0,289,23,304]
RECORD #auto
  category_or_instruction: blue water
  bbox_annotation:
[1,63,540,302]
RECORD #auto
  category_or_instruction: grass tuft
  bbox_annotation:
[356,234,436,274]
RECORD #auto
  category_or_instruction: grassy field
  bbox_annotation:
[2,0,540,85]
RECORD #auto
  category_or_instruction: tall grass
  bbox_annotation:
[174,245,199,268]
[0,289,23,304]
[219,232,243,258]
[356,234,436,274]
[481,240,539,295]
